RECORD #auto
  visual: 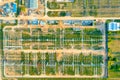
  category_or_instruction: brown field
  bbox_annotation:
[109,40,120,52]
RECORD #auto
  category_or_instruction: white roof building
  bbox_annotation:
[108,22,120,31]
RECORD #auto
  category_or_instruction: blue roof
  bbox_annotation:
[12,3,17,13]
[32,19,38,25]
[3,4,9,12]
[82,20,93,26]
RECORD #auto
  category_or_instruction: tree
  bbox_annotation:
[59,11,66,16]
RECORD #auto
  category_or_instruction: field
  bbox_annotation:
[4,51,104,76]
[108,32,120,52]
[3,27,104,50]
[3,24,106,77]
[107,20,120,78]
[47,0,120,17]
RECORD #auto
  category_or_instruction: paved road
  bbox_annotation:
[1,16,120,20]
[0,26,2,80]
[0,54,1,80]
[4,75,103,78]
[4,49,105,56]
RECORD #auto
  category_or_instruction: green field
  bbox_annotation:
[17,28,104,50]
